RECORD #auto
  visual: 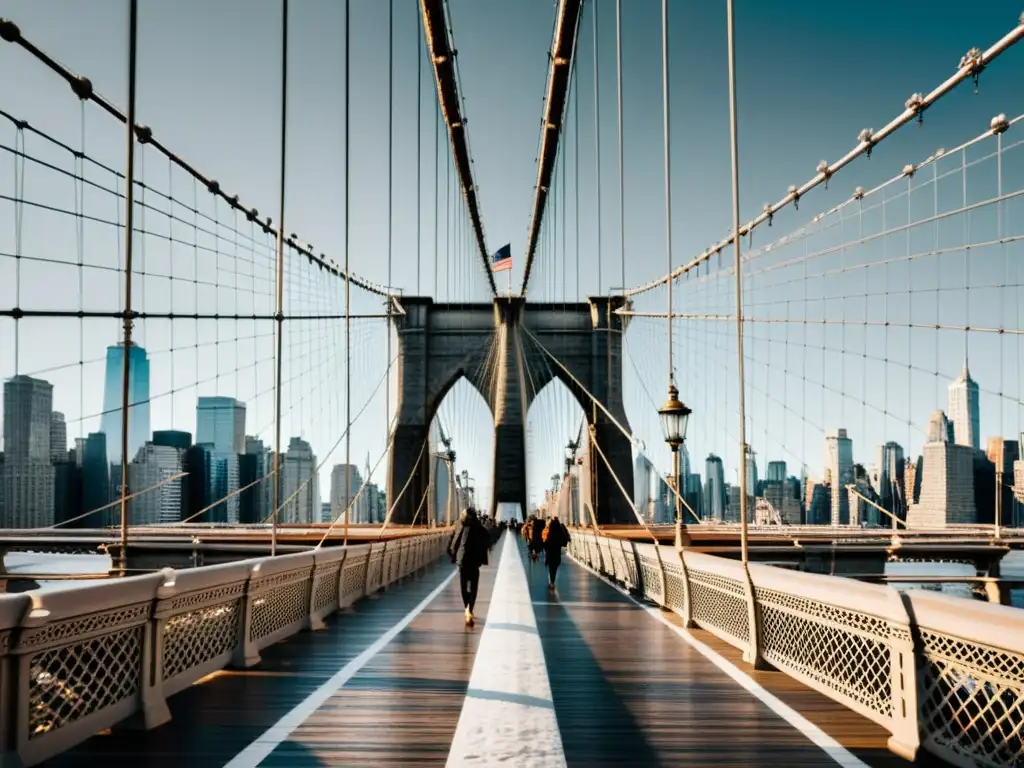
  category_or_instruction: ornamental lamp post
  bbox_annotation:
[658,382,692,549]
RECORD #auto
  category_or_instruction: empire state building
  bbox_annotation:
[948,361,980,451]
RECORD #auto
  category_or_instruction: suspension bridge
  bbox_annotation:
[1,0,1024,765]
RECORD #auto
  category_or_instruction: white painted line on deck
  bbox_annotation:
[223,569,457,768]
[446,534,566,767]
[568,555,872,768]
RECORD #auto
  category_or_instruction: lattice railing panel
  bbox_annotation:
[312,566,341,614]
[586,538,601,569]
[620,547,639,589]
[342,562,366,600]
[28,626,143,738]
[609,546,627,584]
[918,629,1024,767]
[163,601,241,681]
[638,555,664,603]
[758,596,892,719]
[249,579,310,642]
[367,552,385,591]
[664,561,687,613]
[688,568,749,646]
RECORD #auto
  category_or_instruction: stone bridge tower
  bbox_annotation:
[387,296,634,524]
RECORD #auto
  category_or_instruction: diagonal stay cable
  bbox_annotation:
[519,324,697,520]
[622,15,1024,298]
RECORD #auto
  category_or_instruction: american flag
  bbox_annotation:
[491,243,512,272]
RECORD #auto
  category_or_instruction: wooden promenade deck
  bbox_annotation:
[46,532,945,767]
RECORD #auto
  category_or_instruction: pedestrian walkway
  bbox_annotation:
[50,531,923,767]
[446,533,564,766]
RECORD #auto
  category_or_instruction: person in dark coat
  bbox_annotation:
[542,515,571,590]
[448,507,490,626]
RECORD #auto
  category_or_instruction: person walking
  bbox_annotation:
[529,514,545,562]
[542,515,571,590]
[448,507,490,626]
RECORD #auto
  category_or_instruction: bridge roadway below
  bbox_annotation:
[50,533,939,767]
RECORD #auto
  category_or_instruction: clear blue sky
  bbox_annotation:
[2,0,1023,511]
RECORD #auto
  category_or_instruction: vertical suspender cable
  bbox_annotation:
[344,0,352,545]
[615,0,625,297]
[434,100,440,297]
[386,0,394,483]
[272,0,289,556]
[660,0,678,535]
[660,0,673,390]
[725,0,749,562]
[574,57,580,301]
[593,2,602,295]
[118,0,140,573]
[416,5,422,295]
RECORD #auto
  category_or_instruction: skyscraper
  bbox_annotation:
[986,438,1019,528]
[152,430,193,523]
[745,450,759,502]
[195,398,245,523]
[0,376,55,527]
[99,342,151,465]
[196,397,246,454]
[948,363,980,450]
[876,441,905,520]
[281,437,319,524]
[50,412,67,462]
[825,429,854,526]
[633,453,655,522]
[81,432,111,528]
[908,442,977,527]
[239,436,270,525]
[704,454,726,521]
[926,410,953,444]
[331,463,363,523]
[766,460,786,485]
[129,442,184,524]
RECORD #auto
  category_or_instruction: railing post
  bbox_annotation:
[140,569,175,730]
[0,596,27,768]
[675,548,694,628]
[231,564,261,669]
[741,563,766,669]
[627,541,643,595]
[651,541,668,609]
[307,561,326,632]
[888,595,920,761]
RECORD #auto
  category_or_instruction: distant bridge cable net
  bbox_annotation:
[622,14,1024,298]
[0,16,388,297]
[517,325,699,525]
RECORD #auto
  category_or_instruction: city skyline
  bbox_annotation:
[2,2,1024,515]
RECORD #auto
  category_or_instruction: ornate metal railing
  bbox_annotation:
[0,531,451,766]
[567,530,1024,767]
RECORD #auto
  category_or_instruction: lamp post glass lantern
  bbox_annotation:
[659,383,692,547]
[658,383,690,448]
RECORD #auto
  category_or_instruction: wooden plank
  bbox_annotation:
[532,544,932,767]
[47,558,478,767]
[260,550,501,766]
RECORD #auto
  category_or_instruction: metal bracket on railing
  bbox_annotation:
[675,549,695,628]
[889,592,922,761]
[740,563,767,670]
[362,542,375,598]
[142,568,177,730]
[651,541,669,609]
[232,563,263,670]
